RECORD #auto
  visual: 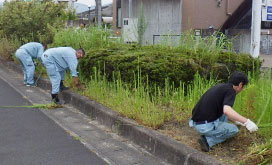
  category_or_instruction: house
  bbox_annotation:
[113,0,244,44]
[77,4,113,23]
[53,0,77,8]
[113,0,272,54]
[65,4,113,28]
[222,0,272,55]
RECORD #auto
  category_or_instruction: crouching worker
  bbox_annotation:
[15,42,47,87]
[189,72,258,152]
[41,47,85,104]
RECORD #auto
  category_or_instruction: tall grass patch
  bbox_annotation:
[0,37,20,60]
[76,67,171,128]
[234,71,272,138]
[51,26,122,50]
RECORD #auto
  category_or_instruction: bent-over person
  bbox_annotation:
[15,42,47,86]
[41,47,85,104]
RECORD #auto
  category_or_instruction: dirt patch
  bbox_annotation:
[158,122,266,165]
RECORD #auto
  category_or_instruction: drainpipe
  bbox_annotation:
[97,0,102,27]
[226,0,232,15]
[128,0,132,18]
[251,0,262,58]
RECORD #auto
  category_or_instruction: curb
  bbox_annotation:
[1,59,221,165]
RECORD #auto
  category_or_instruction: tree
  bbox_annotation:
[0,0,74,44]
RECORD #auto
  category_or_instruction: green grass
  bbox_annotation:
[234,71,272,139]
[62,67,272,140]
[72,67,217,128]
[1,103,62,109]
[240,139,272,165]
[51,26,121,50]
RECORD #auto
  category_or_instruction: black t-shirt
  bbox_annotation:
[192,83,236,122]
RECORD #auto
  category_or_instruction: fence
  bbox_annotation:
[261,34,272,55]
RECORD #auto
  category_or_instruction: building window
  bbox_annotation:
[262,21,272,29]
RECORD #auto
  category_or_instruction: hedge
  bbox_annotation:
[79,44,260,88]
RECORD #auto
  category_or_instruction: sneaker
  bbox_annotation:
[26,83,36,87]
[51,94,63,105]
[198,135,210,152]
[52,98,61,105]
[24,81,27,85]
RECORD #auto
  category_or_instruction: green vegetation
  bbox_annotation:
[137,1,148,45]
[1,103,62,109]
[0,37,20,60]
[240,139,272,165]
[80,44,258,89]
[50,26,119,50]
[0,0,75,44]
[234,72,272,139]
[0,2,270,162]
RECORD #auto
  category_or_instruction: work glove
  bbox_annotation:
[234,121,245,126]
[244,119,258,133]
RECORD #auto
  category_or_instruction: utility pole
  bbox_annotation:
[250,0,262,58]
[95,0,102,27]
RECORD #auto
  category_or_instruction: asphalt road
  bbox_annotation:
[0,77,107,165]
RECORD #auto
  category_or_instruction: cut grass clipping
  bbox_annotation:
[1,103,62,109]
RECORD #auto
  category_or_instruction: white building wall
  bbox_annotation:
[121,0,182,45]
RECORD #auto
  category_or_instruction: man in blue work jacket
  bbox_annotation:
[41,47,85,104]
[15,42,47,86]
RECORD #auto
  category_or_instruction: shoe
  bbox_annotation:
[24,81,27,85]
[26,83,36,87]
[51,94,61,104]
[198,135,210,152]
[60,80,69,91]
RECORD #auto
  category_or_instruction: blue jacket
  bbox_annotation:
[43,47,78,77]
[19,42,44,62]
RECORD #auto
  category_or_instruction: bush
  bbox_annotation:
[0,0,74,44]
[0,37,20,60]
[79,44,260,88]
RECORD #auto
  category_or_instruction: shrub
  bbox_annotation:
[0,37,20,60]
[79,44,260,88]
[0,0,74,44]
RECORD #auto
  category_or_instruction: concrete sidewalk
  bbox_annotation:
[0,59,220,165]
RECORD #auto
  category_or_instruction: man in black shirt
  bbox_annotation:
[189,72,258,152]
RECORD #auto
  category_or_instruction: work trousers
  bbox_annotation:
[189,115,238,148]
[42,58,65,94]
[15,49,35,85]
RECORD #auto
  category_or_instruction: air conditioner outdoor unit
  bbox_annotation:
[122,18,138,43]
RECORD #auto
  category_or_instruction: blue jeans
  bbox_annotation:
[189,115,238,148]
